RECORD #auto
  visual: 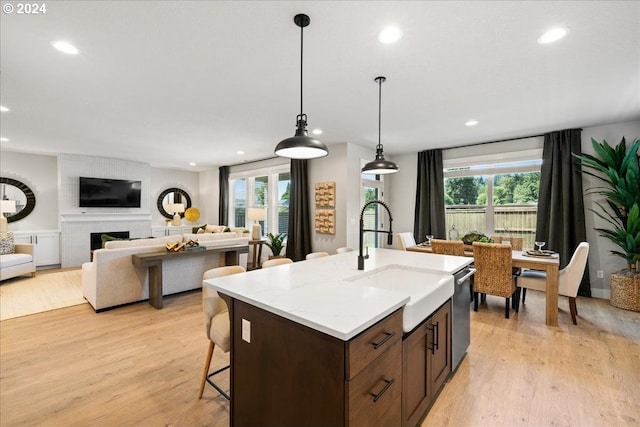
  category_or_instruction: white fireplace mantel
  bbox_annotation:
[60,212,153,222]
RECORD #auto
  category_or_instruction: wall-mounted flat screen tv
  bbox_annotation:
[79,177,142,208]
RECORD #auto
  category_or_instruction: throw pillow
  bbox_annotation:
[101,234,128,248]
[0,231,15,255]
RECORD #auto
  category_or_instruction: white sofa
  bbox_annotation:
[82,233,249,311]
[0,243,36,281]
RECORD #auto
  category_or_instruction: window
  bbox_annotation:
[229,165,290,237]
[443,158,541,249]
[361,169,386,249]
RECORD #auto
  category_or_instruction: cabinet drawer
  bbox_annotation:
[347,340,402,427]
[346,309,402,379]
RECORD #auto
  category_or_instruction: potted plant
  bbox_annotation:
[265,232,287,260]
[576,137,640,311]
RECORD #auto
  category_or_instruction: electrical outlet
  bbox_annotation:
[597,270,604,279]
[242,318,251,343]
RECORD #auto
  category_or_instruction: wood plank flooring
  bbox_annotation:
[1,288,638,427]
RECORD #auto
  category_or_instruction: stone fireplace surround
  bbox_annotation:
[60,212,152,268]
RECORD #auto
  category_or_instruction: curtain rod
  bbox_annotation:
[226,155,280,168]
[441,127,583,151]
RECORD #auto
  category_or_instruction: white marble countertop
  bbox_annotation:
[203,248,473,340]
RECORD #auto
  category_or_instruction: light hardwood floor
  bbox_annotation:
[0,288,638,427]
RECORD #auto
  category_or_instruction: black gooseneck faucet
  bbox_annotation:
[358,200,393,270]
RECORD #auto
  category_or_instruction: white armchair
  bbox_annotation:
[517,242,589,325]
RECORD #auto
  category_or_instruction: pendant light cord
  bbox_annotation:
[378,77,382,150]
[300,22,304,118]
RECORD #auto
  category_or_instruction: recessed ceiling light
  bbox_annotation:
[51,40,80,55]
[537,27,568,44]
[465,120,479,126]
[378,26,402,44]
[0,106,9,112]
[0,137,9,142]
[189,162,196,166]
[237,151,245,155]
[312,129,322,135]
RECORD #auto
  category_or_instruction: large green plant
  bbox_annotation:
[575,137,640,268]
[265,232,286,256]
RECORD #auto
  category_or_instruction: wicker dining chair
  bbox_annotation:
[430,239,465,256]
[472,242,520,319]
[490,236,524,251]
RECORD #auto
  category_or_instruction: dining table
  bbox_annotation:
[406,244,560,326]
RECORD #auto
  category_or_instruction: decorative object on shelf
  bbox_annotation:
[265,232,286,259]
[575,137,640,311]
[165,241,186,252]
[184,207,200,224]
[361,76,399,175]
[185,239,205,252]
[247,207,266,240]
[274,13,328,160]
[157,187,191,219]
[315,209,335,234]
[167,203,185,226]
[0,177,36,223]
[314,182,335,208]
[0,200,16,232]
[461,232,493,245]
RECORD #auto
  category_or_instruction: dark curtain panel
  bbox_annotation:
[414,149,446,242]
[218,166,229,225]
[536,129,591,297]
[286,159,312,261]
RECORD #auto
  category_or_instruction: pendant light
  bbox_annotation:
[274,14,329,159]
[361,76,399,175]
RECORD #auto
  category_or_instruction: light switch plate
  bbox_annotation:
[242,318,251,343]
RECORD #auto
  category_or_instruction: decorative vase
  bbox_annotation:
[252,224,261,240]
[610,269,640,312]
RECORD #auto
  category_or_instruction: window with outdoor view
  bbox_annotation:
[229,166,290,238]
[443,159,541,249]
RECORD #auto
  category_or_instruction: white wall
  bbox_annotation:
[581,120,640,298]
[150,167,200,226]
[0,151,58,231]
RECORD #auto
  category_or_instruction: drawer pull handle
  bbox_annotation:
[434,321,439,351]
[372,332,395,350]
[370,379,395,403]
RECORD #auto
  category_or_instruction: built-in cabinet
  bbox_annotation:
[230,300,403,427]
[150,225,193,237]
[12,230,60,267]
[402,300,451,427]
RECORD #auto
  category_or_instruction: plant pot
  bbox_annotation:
[610,269,640,312]
[268,255,285,260]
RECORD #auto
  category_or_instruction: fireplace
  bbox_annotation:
[90,231,130,251]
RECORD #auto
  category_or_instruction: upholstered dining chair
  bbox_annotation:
[306,252,329,260]
[517,242,589,325]
[261,257,294,268]
[490,236,524,251]
[199,265,246,399]
[396,232,417,251]
[431,239,465,256]
[472,242,520,319]
[336,247,354,254]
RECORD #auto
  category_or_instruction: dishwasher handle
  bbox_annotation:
[456,268,476,285]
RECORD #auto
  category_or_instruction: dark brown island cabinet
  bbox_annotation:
[226,297,452,427]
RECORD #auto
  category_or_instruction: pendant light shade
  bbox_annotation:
[275,14,329,160]
[361,76,399,175]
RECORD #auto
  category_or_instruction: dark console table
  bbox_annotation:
[132,244,249,309]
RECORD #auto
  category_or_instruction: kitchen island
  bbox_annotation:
[204,248,472,427]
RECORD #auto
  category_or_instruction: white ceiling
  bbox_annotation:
[1,1,638,171]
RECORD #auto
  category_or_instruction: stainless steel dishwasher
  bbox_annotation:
[451,266,475,372]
